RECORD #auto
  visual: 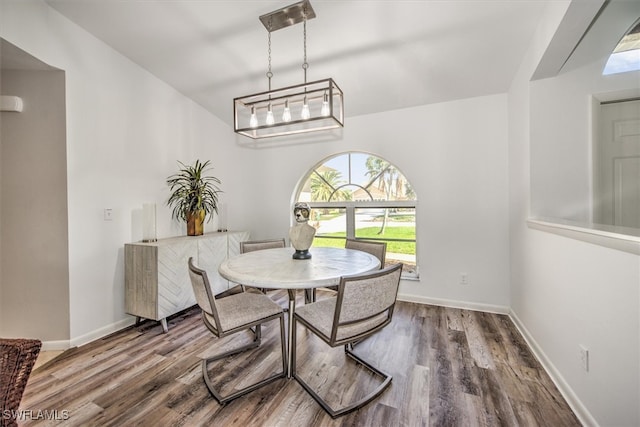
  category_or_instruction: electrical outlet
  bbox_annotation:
[579,345,589,372]
[460,273,469,285]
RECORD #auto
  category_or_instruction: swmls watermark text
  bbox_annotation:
[2,409,70,421]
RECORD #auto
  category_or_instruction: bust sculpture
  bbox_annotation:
[289,202,316,259]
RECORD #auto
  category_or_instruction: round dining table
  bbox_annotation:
[218,246,381,377]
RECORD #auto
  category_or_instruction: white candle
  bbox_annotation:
[142,203,157,242]
[217,202,228,232]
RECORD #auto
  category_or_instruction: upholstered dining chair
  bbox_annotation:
[187,257,287,405]
[1,338,42,427]
[216,238,287,299]
[240,238,286,254]
[291,263,403,418]
[306,239,388,303]
[345,239,387,268]
[240,238,286,295]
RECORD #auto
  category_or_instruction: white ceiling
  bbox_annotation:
[43,0,552,126]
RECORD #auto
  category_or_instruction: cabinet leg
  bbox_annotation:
[160,318,169,333]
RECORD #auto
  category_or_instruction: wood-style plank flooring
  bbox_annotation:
[19,291,580,426]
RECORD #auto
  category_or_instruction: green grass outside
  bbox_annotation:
[313,226,416,255]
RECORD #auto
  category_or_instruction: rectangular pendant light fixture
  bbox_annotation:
[233,0,344,140]
[234,78,343,139]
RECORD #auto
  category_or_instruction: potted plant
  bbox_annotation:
[166,159,222,236]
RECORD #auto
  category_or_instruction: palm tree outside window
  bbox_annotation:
[295,152,418,279]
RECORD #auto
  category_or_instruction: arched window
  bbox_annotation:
[295,152,418,278]
[603,18,640,75]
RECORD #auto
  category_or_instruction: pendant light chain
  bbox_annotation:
[267,17,273,91]
[299,6,311,120]
[302,7,308,84]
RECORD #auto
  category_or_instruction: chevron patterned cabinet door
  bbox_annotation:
[157,240,198,319]
[227,231,250,258]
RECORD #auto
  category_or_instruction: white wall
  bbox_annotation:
[509,1,640,425]
[1,69,69,341]
[234,95,511,311]
[0,0,246,345]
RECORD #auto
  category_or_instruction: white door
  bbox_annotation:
[595,99,640,228]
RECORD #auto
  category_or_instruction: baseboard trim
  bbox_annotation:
[41,317,136,350]
[69,317,136,348]
[397,293,510,315]
[40,340,71,351]
[508,310,599,427]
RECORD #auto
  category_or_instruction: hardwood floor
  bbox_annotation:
[19,291,580,426]
[33,351,64,370]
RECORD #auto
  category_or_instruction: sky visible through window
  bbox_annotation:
[603,19,640,75]
[305,152,416,203]
[322,152,371,188]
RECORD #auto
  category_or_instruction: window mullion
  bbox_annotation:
[346,205,355,239]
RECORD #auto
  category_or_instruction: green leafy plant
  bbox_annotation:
[166,159,222,223]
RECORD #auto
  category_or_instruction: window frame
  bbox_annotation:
[295,152,419,280]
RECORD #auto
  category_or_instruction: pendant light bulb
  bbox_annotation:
[249,106,258,128]
[266,103,275,125]
[301,96,311,120]
[321,92,330,117]
[282,99,292,122]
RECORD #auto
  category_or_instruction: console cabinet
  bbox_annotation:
[124,231,249,332]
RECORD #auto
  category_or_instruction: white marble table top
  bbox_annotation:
[218,246,381,289]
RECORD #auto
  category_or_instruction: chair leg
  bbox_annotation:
[291,316,298,377]
[345,345,392,389]
[202,318,286,405]
[279,315,287,376]
[253,324,261,344]
[344,335,368,351]
[293,334,392,418]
